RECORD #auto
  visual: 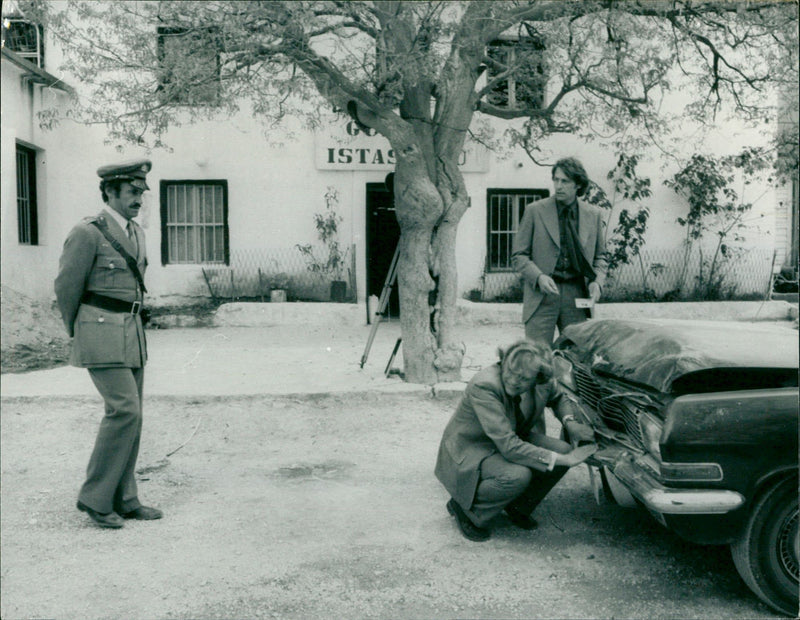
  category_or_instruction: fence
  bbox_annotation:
[477,246,777,303]
[192,244,776,304]
[199,244,357,302]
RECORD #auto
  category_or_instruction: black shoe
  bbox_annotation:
[505,506,538,530]
[120,505,163,520]
[77,501,124,529]
[446,499,491,542]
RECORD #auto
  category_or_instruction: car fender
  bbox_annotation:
[661,387,798,496]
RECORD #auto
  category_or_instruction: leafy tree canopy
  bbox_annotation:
[29,0,798,173]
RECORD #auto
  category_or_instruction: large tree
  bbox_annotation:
[32,0,798,383]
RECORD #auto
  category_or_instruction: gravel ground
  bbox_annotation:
[0,285,790,618]
[1,391,780,619]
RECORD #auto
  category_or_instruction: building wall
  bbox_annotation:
[1,58,64,300]
[1,22,792,308]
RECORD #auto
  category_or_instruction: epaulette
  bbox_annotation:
[82,214,104,224]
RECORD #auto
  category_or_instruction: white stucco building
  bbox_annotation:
[2,4,796,312]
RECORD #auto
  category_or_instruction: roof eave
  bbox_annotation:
[1,47,74,94]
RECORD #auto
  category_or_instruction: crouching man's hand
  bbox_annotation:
[555,443,597,468]
[564,419,595,443]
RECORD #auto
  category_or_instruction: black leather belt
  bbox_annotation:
[552,274,583,284]
[81,292,142,315]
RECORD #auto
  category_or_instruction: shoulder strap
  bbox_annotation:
[90,217,147,293]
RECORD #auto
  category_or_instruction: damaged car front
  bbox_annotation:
[554,318,799,617]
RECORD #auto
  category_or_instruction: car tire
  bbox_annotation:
[731,476,799,617]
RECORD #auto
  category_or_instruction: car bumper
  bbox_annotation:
[610,452,745,515]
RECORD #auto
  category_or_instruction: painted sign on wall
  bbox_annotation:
[315,118,488,172]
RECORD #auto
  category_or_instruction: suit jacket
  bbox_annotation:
[511,196,608,323]
[54,209,147,368]
[434,364,577,510]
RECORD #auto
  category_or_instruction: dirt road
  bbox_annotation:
[0,391,777,619]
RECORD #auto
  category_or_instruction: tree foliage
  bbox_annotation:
[28,1,797,160]
[296,187,351,281]
[665,148,774,298]
[605,154,652,270]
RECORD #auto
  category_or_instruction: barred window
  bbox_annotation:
[160,181,229,265]
[157,27,221,106]
[2,18,44,68]
[486,189,548,271]
[485,37,546,110]
[16,144,38,245]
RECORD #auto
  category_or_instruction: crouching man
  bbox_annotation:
[435,340,596,541]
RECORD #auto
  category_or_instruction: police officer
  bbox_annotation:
[55,159,162,528]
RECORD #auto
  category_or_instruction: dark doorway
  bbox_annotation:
[366,182,400,319]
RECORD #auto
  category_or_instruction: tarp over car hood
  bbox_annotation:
[559,319,799,393]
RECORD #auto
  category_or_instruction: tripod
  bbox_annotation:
[360,245,400,370]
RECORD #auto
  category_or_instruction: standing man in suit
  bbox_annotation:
[435,340,596,542]
[512,157,608,344]
[55,159,162,529]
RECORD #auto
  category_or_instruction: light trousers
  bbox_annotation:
[78,367,144,514]
[525,278,589,345]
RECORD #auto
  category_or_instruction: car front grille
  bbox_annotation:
[572,363,659,450]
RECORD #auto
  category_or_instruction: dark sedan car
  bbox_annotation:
[553,319,798,617]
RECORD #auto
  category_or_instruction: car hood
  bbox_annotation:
[558,318,799,393]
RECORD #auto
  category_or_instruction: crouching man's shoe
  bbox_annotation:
[120,505,163,520]
[446,498,490,542]
[505,506,538,530]
[77,501,124,529]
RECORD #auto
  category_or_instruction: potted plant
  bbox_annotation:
[269,272,290,302]
[296,187,351,302]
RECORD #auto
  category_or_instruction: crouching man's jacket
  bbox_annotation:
[435,364,578,510]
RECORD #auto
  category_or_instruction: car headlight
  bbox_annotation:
[553,354,577,391]
[638,412,663,460]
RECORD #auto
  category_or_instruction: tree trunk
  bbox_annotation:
[430,216,464,382]
[396,226,438,384]
[392,154,470,384]
[393,162,442,385]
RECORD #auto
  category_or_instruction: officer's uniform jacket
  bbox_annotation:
[511,195,608,324]
[55,209,147,368]
[434,364,577,511]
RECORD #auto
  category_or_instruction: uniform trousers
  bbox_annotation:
[525,278,589,345]
[78,367,144,515]
[467,433,571,527]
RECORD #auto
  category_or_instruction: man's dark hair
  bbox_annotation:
[99,179,126,203]
[552,157,589,197]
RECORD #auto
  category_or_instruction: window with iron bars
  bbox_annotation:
[160,181,229,265]
[156,27,221,106]
[16,143,38,245]
[2,17,44,68]
[485,36,546,110]
[486,189,548,271]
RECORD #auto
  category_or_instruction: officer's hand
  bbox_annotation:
[565,420,595,443]
[538,274,560,296]
[588,281,602,302]
[556,443,597,468]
